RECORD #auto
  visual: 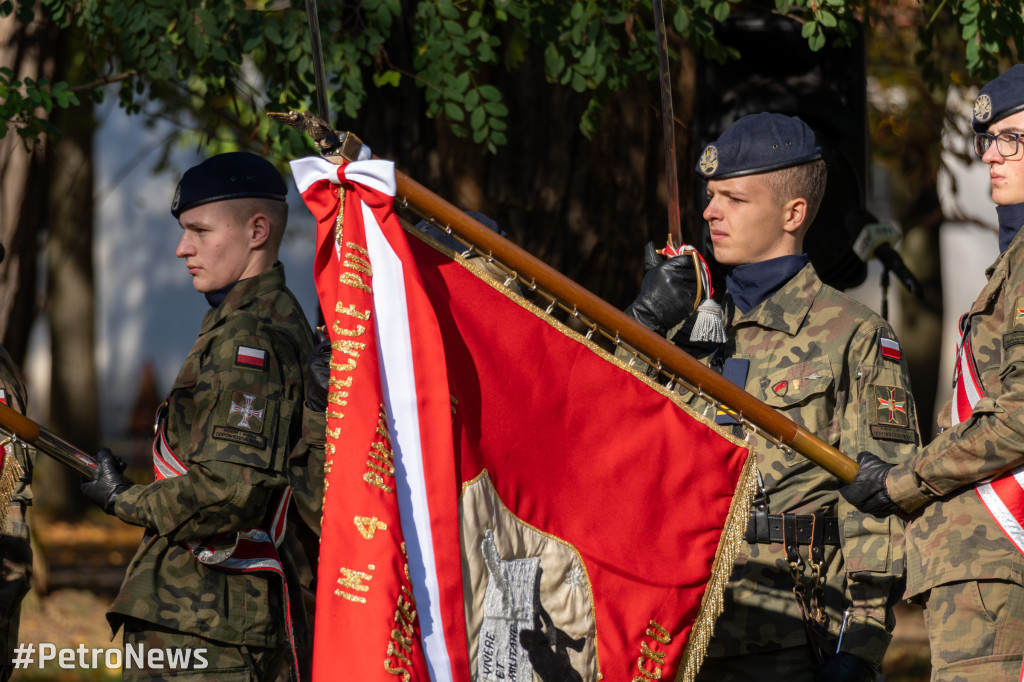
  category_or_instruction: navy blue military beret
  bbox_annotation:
[171,152,287,218]
[973,65,1024,133]
[695,112,822,181]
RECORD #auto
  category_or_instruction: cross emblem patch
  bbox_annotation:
[228,392,266,431]
[874,385,908,427]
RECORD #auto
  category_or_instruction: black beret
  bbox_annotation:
[171,152,287,218]
[973,65,1024,133]
[695,112,822,181]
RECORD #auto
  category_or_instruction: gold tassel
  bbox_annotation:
[0,438,24,532]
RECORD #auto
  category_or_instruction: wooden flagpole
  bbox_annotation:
[394,170,859,482]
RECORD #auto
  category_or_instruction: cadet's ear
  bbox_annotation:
[249,213,271,249]
[782,196,809,236]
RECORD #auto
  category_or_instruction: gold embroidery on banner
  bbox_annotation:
[326,427,341,439]
[326,411,346,420]
[344,242,373,276]
[450,394,458,416]
[330,357,357,372]
[364,405,396,493]
[355,515,388,540]
[330,376,354,389]
[339,271,371,293]
[646,621,671,645]
[334,186,345,247]
[337,303,372,321]
[332,337,366,357]
[336,565,375,603]
[383,660,411,682]
[328,391,349,408]
[384,544,418,682]
[632,621,670,681]
[641,640,667,664]
[334,324,367,338]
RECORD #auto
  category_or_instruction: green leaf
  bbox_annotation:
[470,105,486,131]
[452,71,471,94]
[571,71,586,93]
[465,89,480,110]
[818,9,837,28]
[801,20,817,39]
[479,84,501,101]
[483,101,508,116]
[472,125,488,144]
[674,8,690,34]
[713,2,730,22]
[444,101,465,121]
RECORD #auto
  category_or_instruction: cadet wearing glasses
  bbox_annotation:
[843,65,1024,681]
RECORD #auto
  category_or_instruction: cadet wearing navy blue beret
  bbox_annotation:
[82,148,315,681]
[695,112,822,180]
[171,151,288,219]
[632,111,919,682]
[844,64,1024,681]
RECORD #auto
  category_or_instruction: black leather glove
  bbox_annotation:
[80,448,133,515]
[305,330,331,413]
[624,242,699,336]
[839,452,899,517]
[816,651,879,682]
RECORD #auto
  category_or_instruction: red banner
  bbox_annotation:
[291,157,754,682]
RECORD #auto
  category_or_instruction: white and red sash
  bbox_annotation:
[152,409,299,675]
[952,314,1024,555]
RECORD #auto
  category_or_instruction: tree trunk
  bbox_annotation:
[0,11,52,367]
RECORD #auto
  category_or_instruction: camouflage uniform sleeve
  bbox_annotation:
[114,331,298,542]
[835,322,920,666]
[288,408,326,537]
[887,278,1024,511]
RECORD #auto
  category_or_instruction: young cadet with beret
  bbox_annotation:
[626,113,920,681]
[80,152,315,680]
[843,65,1024,680]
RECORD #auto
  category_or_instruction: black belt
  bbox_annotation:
[745,509,840,546]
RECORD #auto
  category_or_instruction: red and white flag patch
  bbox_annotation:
[236,346,267,370]
[880,338,901,362]
[0,389,7,405]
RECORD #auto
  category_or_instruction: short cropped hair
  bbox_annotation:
[228,197,289,250]
[762,159,827,227]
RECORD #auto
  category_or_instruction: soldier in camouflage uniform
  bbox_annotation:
[81,152,315,681]
[627,113,919,681]
[843,66,1024,681]
[0,344,33,682]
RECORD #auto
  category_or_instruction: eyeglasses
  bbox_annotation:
[974,132,1024,158]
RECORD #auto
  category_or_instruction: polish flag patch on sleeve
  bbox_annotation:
[880,338,902,362]
[236,345,268,370]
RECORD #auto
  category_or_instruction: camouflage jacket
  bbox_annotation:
[887,230,1024,597]
[691,264,919,667]
[0,344,32,531]
[108,265,314,647]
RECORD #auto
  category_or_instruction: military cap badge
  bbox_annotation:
[699,145,719,176]
[975,94,993,125]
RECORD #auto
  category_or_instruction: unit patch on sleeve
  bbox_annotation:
[213,390,271,449]
[1004,297,1024,349]
[235,345,267,370]
[869,384,916,444]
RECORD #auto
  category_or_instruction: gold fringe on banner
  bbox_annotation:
[0,437,25,531]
